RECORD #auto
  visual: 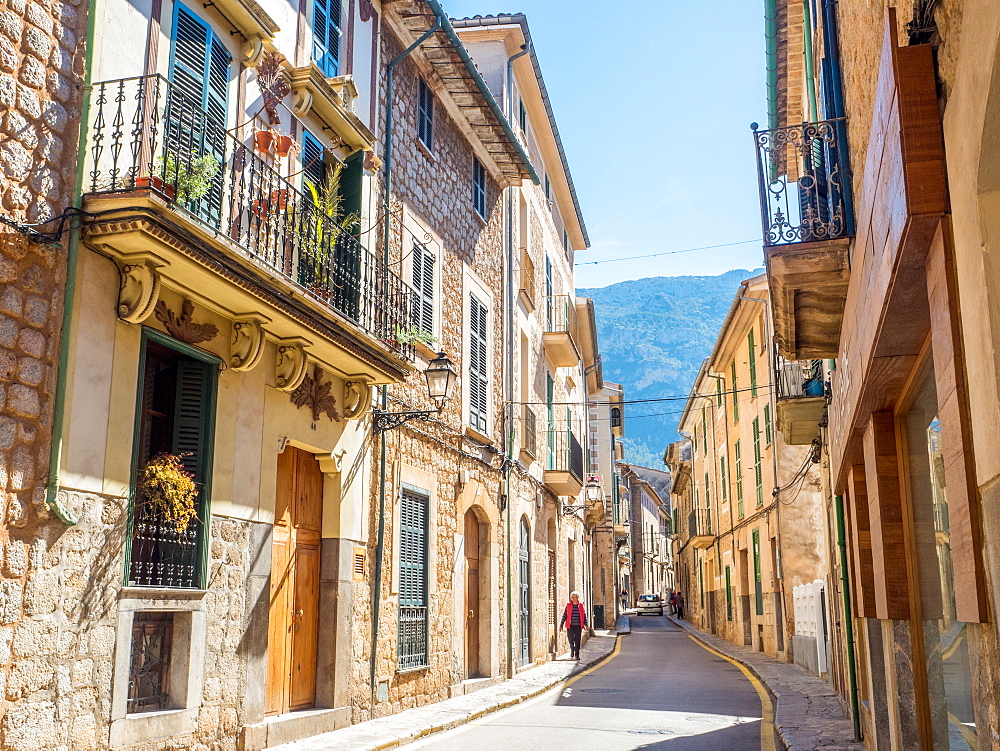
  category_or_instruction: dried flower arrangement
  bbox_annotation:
[139,453,199,533]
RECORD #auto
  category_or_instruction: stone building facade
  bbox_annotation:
[756,0,1000,746]
[667,275,827,662]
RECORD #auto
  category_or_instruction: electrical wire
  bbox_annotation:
[574,238,763,267]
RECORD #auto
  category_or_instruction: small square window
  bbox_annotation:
[128,612,175,713]
[418,78,434,150]
[472,157,487,218]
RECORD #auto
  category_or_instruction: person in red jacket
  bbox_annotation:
[559,591,587,660]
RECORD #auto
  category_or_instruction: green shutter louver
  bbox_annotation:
[731,361,739,423]
[411,242,434,333]
[720,456,727,502]
[398,488,429,670]
[752,528,763,615]
[312,0,341,77]
[339,149,364,234]
[764,403,772,445]
[748,328,758,397]
[735,440,744,518]
[302,132,326,194]
[753,417,763,507]
[171,358,216,491]
[468,294,489,433]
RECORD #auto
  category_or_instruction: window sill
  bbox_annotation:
[396,664,430,675]
[473,209,487,226]
[416,139,437,163]
[463,425,493,446]
[110,707,197,747]
[412,339,438,360]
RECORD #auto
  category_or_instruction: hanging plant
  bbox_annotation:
[139,453,199,533]
[255,50,291,125]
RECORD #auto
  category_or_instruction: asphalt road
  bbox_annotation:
[408,616,776,751]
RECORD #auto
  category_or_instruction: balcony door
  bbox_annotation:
[266,446,323,715]
[168,4,230,225]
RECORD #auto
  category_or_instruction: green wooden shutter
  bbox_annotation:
[302,132,326,194]
[411,242,434,333]
[704,472,711,534]
[546,373,554,470]
[716,379,723,407]
[748,328,757,397]
[752,528,763,615]
[730,361,739,422]
[735,440,744,518]
[764,404,772,445]
[339,149,364,234]
[720,456,727,502]
[312,0,341,77]
[701,406,707,453]
[399,489,428,607]
[170,358,216,489]
[753,417,763,507]
[468,294,489,433]
[725,565,732,620]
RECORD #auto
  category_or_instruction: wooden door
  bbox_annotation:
[266,446,323,715]
[464,510,480,678]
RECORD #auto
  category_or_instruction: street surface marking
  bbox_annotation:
[685,634,776,751]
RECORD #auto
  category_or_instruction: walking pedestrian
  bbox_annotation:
[560,591,587,660]
[675,591,685,620]
[668,590,676,615]
[620,587,629,611]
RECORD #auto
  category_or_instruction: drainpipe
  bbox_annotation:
[764,0,779,130]
[835,494,862,741]
[44,0,100,525]
[504,41,530,679]
[370,14,442,710]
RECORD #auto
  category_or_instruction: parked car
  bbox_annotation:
[636,593,664,616]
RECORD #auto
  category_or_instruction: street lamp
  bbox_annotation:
[373,351,456,434]
[563,475,605,517]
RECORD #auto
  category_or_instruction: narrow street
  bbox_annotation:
[408,617,776,751]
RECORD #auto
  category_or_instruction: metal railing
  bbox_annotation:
[522,405,537,458]
[84,75,414,360]
[129,501,200,588]
[688,508,712,538]
[546,427,584,482]
[752,119,854,247]
[397,605,428,670]
[933,502,950,535]
[543,294,579,340]
[775,355,825,400]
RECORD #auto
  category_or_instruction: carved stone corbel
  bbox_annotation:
[116,253,165,324]
[230,314,270,372]
[291,87,313,117]
[343,380,373,419]
[242,36,266,65]
[275,337,310,391]
[317,450,346,475]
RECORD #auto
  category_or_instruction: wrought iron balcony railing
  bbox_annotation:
[752,119,854,247]
[546,427,584,482]
[84,75,413,360]
[544,294,579,339]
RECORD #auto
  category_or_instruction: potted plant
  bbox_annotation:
[138,452,199,534]
[393,326,438,349]
[274,134,294,158]
[135,173,177,200]
[301,164,360,294]
[254,129,275,154]
[149,151,221,204]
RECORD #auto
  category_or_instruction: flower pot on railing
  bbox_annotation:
[251,189,289,219]
[254,130,274,154]
[135,175,177,200]
[274,134,293,158]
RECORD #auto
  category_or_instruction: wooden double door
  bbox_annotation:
[266,446,323,715]
[464,510,481,678]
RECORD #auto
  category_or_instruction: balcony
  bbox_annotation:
[688,509,714,549]
[81,75,414,366]
[520,405,538,463]
[543,428,584,497]
[542,295,581,368]
[753,119,853,360]
[775,356,826,445]
[518,253,536,312]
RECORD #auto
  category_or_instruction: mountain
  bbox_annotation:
[579,268,764,469]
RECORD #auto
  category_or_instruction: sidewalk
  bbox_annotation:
[668,616,864,751]
[270,629,622,751]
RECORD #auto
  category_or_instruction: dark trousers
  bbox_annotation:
[567,626,582,657]
[676,605,684,619]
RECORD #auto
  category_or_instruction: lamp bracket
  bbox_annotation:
[373,408,438,434]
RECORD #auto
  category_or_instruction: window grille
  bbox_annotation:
[398,489,429,670]
[128,612,174,713]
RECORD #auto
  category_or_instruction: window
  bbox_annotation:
[417,78,434,150]
[468,293,489,433]
[735,440,744,518]
[752,528,763,615]
[720,456,728,502]
[302,131,327,194]
[764,404,772,445]
[128,612,174,713]
[704,473,711,534]
[701,406,708,453]
[610,407,622,429]
[410,240,435,334]
[518,97,526,132]
[562,229,568,253]
[725,566,733,621]
[753,417,763,507]
[748,328,758,397]
[730,361,739,422]
[312,0,341,77]
[398,488,429,670]
[544,174,550,200]
[472,157,487,217]
[169,4,230,222]
[716,379,723,407]
[130,333,218,589]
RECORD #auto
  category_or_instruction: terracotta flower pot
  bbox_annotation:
[135,175,177,200]
[274,134,293,158]
[254,130,274,154]
[270,189,288,211]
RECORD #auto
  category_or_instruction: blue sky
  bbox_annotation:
[445,0,768,287]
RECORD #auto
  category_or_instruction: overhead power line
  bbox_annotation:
[575,238,763,266]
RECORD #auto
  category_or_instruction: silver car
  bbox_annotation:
[636,593,664,616]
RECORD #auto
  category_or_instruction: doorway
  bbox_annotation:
[266,446,323,715]
[464,509,481,678]
[518,518,531,666]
